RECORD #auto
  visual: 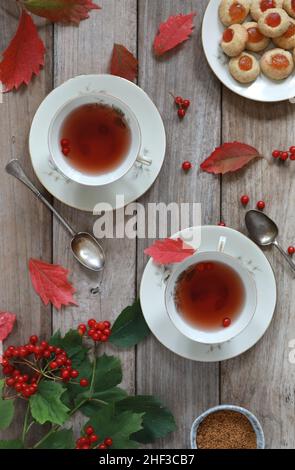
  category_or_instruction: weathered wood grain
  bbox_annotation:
[136,0,221,448]
[0,3,53,439]
[52,0,137,435]
[221,93,295,448]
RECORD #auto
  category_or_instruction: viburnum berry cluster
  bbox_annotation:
[272,146,295,161]
[1,334,89,399]
[170,92,190,119]
[78,319,111,343]
[75,426,113,450]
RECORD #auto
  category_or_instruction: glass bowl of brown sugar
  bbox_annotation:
[190,405,265,449]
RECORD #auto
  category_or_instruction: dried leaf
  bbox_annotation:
[0,312,16,342]
[153,12,196,56]
[110,44,138,82]
[24,0,100,24]
[144,238,195,265]
[200,142,261,175]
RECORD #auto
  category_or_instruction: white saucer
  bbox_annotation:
[202,0,295,102]
[140,226,277,362]
[29,74,166,212]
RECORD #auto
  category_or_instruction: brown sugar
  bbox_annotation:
[196,410,257,449]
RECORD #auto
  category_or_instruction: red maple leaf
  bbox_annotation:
[200,142,262,175]
[24,0,100,24]
[29,259,78,310]
[0,10,45,92]
[110,44,138,82]
[153,12,196,56]
[0,312,16,342]
[144,238,195,265]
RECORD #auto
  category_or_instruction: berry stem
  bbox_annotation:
[21,404,30,445]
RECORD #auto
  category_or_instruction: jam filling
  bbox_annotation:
[229,2,246,22]
[283,23,295,38]
[247,26,264,42]
[239,55,253,71]
[260,0,275,12]
[223,28,234,42]
[265,12,281,27]
[271,53,290,69]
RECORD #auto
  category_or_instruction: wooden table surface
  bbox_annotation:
[1,0,295,449]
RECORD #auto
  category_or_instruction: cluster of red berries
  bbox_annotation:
[78,319,111,343]
[272,147,295,162]
[171,93,190,119]
[75,426,113,450]
[1,335,89,398]
[61,138,70,157]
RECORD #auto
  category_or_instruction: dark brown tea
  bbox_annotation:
[174,261,245,330]
[60,103,131,174]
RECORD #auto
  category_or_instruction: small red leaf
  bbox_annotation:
[110,44,138,82]
[0,312,16,342]
[200,142,262,175]
[0,10,45,92]
[24,0,100,24]
[29,259,78,310]
[144,238,195,265]
[153,12,196,56]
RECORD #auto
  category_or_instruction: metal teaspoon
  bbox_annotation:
[6,159,105,272]
[245,209,295,274]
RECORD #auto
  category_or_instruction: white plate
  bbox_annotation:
[140,226,277,362]
[29,74,166,212]
[202,0,295,102]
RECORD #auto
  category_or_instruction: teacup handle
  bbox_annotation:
[217,236,226,252]
[136,155,152,166]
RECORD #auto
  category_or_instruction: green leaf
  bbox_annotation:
[109,299,150,348]
[35,429,75,449]
[77,387,127,417]
[116,396,177,443]
[29,380,70,425]
[92,354,122,391]
[0,379,14,430]
[88,403,143,449]
[49,329,87,366]
[0,439,23,449]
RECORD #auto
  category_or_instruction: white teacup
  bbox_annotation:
[165,237,257,344]
[48,93,151,186]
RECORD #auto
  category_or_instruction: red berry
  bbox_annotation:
[92,332,101,342]
[55,348,62,355]
[289,146,295,154]
[182,161,192,171]
[288,246,295,255]
[272,150,280,158]
[85,426,94,436]
[178,108,186,119]
[256,200,265,210]
[89,434,98,443]
[61,138,70,147]
[78,324,86,335]
[98,444,107,449]
[174,96,183,106]
[223,317,231,328]
[70,369,79,378]
[101,335,108,342]
[280,151,289,161]
[22,374,29,382]
[240,195,249,206]
[43,350,51,358]
[56,358,64,367]
[62,147,70,156]
[61,369,70,380]
[77,437,88,446]
[218,221,226,226]
[48,345,56,353]
[182,99,190,109]
[88,329,95,337]
[104,437,113,447]
[103,321,111,328]
[96,322,105,331]
[80,378,89,387]
[290,154,295,161]
[103,329,111,336]
[15,383,22,392]
[30,335,38,345]
[1,358,9,367]
[49,361,58,370]
[6,377,15,387]
[88,319,96,328]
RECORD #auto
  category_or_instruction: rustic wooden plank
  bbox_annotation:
[136,0,221,448]
[52,0,137,435]
[0,4,53,439]
[221,91,295,448]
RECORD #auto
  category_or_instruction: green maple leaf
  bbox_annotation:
[35,429,75,449]
[0,379,14,430]
[109,299,150,348]
[77,387,127,417]
[87,404,144,449]
[29,380,70,425]
[49,329,88,366]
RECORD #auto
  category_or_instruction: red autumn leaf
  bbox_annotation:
[144,238,195,265]
[110,44,138,82]
[153,12,196,56]
[24,0,100,24]
[29,259,78,310]
[0,10,45,92]
[0,312,16,342]
[200,142,262,175]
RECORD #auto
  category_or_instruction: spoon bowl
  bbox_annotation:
[71,232,105,271]
[245,210,278,246]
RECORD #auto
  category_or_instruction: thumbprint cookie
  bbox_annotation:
[260,48,294,78]
[221,24,248,56]
[229,52,261,82]
[258,8,290,37]
[283,0,295,19]
[273,18,295,48]
[219,0,251,26]
[250,0,283,21]
[244,21,271,51]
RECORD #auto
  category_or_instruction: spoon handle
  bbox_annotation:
[273,240,295,274]
[6,159,76,238]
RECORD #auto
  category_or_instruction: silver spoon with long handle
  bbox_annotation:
[6,159,105,272]
[245,209,295,273]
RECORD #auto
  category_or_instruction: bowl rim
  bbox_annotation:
[190,404,265,449]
